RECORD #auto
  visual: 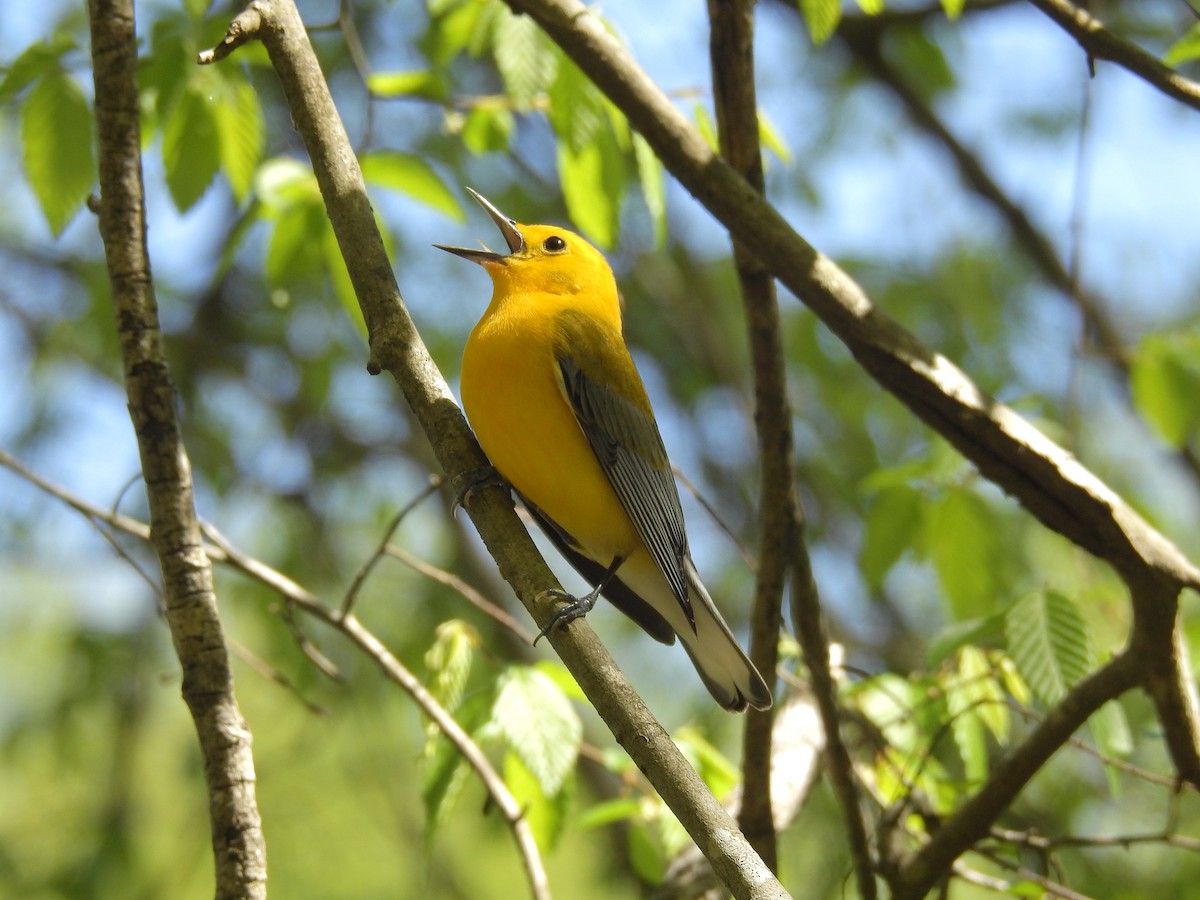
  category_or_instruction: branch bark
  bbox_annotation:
[201,3,788,896]
[1026,0,1200,113]
[87,1,266,897]
[706,0,788,873]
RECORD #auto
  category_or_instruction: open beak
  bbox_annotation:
[435,187,526,265]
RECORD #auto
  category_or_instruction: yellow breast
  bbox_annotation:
[461,295,638,562]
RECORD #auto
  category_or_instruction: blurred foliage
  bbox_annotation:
[3,0,1200,897]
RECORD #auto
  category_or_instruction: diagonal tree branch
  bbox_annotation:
[87,1,266,897]
[886,650,1141,899]
[1027,0,1200,113]
[200,3,788,897]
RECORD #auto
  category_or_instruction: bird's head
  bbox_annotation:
[436,188,615,300]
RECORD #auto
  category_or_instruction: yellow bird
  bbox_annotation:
[437,189,772,712]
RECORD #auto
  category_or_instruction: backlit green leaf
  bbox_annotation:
[361,151,464,221]
[558,127,625,249]
[367,70,447,101]
[861,484,922,590]
[799,0,840,45]
[21,71,95,236]
[1005,590,1090,706]
[1165,24,1200,67]
[1130,331,1200,449]
[503,751,570,851]
[922,487,1003,619]
[162,82,221,211]
[0,36,74,106]
[213,75,264,204]
[491,666,581,795]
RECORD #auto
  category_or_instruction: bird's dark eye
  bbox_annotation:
[542,235,567,253]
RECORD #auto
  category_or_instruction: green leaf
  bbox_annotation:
[323,217,367,335]
[213,75,264,204]
[758,110,791,164]
[798,0,841,45]
[856,0,884,13]
[361,151,464,221]
[21,71,96,236]
[1165,24,1200,67]
[491,666,581,796]
[503,751,570,851]
[921,487,1003,619]
[421,690,492,837]
[576,797,642,830]
[367,69,448,101]
[693,102,719,153]
[558,127,625,249]
[1089,699,1132,760]
[941,0,967,19]
[861,484,922,590]
[673,727,738,799]
[460,106,514,154]
[548,56,604,151]
[925,614,1004,668]
[1005,590,1091,706]
[0,36,74,106]
[492,7,557,110]
[424,620,479,713]
[1130,331,1200,448]
[632,134,666,247]
[265,201,325,287]
[162,82,221,211]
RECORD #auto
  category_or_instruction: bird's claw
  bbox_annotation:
[533,588,599,645]
[450,465,507,516]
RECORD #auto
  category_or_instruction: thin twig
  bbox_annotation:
[342,474,443,616]
[385,544,538,645]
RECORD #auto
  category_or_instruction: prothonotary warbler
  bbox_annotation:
[437,188,772,713]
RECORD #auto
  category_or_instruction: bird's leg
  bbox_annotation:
[534,555,625,644]
[450,465,509,516]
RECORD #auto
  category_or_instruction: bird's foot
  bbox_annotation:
[534,587,600,645]
[450,465,508,516]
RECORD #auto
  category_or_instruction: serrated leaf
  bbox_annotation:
[360,151,464,221]
[1166,25,1200,67]
[558,128,625,249]
[367,69,447,101]
[632,133,666,247]
[492,7,557,110]
[162,82,221,211]
[491,666,581,796]
[1130,332,1200,449]
[861,485,922,590]
[0,36,74,106]
[21,71,96,236]
[504,751,570,851]
[213,75,264,203]
[548,56,604,151]
[922,488,1003,619]
[799,0,841,45]
[1005,590,1091,706]
[425,620,479,714]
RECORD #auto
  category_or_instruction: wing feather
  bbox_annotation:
[553,311,694,628]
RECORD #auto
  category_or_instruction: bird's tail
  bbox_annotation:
[676,559,773,712]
